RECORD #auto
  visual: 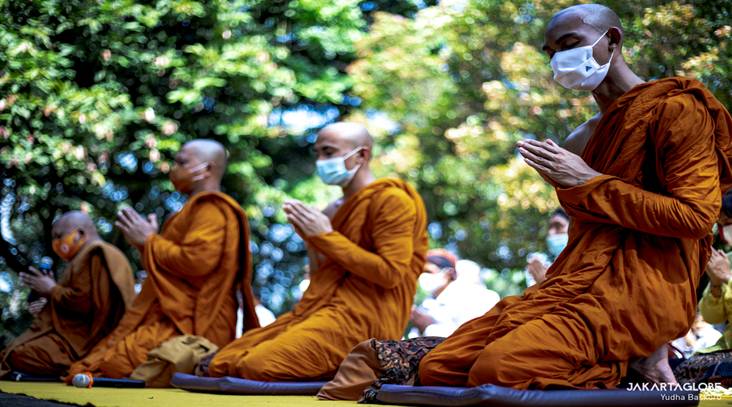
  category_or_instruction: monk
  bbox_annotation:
[207,122,428,381]
[66,139,258,381]
[0,211,135,378]
[419,4,732,389]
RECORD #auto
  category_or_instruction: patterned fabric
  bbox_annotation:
[360,336,444,403]
[673,350,732,387]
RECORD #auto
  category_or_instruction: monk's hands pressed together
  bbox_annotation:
[19,266,56,296]
[283,200,333,238]
[116,207,159,250]
[526,257,548,285]
[28,297,48,315]
[517,139,600,188]
[706,248,732,286]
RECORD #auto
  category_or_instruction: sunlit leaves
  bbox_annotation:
[0,0,373,319]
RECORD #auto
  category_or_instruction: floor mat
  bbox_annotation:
[171,372,326,395]
[0,381,367,407]
[2,381,730,407]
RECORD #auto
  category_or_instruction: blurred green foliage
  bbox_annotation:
[1,0,730,343]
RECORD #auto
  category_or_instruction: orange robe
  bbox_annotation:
[66,192,258,380]
[1,241,135,377]
[208,178,428,381]
[419,77,732,389]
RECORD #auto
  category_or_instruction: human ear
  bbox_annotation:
[360,147,372,163]
[607,27,622,52]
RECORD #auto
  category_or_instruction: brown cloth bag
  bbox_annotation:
[130,335,218,387]
[317,336,444,401]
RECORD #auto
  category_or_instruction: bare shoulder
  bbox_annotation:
[563,113,601,155]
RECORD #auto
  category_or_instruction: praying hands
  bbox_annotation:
[116,207,159,250]
[283,200,334,238]
[517,139,600,188]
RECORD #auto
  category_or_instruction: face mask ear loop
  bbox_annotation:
[342,147,364,170]
[190,162,209,173]
[190,162,209,182]
[604,48,615,67]
[591,30,608,48]
[343,146,363,160]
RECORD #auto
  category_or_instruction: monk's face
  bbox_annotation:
[51,219,87,261]
[542,14,613,66]
[169,145,210,193]
[313,130,365,169]
[547,215,569,236]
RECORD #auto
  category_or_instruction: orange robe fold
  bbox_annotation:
[1,241,135,377]
[208,178,428,381]
[419,77,732,389]
[66,192,258,381]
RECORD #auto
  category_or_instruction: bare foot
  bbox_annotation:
[630,344,678,384]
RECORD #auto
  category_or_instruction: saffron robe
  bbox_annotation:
[1,241,135,377]
[419,77,732,389]
[66,192,258,381]
[208,178,428,381]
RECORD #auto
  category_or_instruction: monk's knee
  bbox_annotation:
[206,351,230,377]
[207,343,274,381]
[468,344,527,387]
[417,352,440,385]
[7,346,60,376]
[232,350,276,381]
[8,349,39,375]
[417,348,471,387]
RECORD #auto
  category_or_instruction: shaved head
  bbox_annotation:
[52,210,98,239]
[182,139,227,179]
[543,3,624,65]
[548,4,622,34]
[313,121,374,183]
[317,122,373,149]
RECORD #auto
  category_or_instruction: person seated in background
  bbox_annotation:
[669,194,732,385]
[524,208,569,287]
[691,189,732,354]
[0,211,135,378]
[411,251,499,337]
[697,247,732,353]
[205,122,428,381]
[413,249,458,306]
[672,245,732,385]
[410,249,457,336]
[66,139,259,382]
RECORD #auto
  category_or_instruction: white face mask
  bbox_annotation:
[419,272,446,294]
[316,147,363,186]
[550,30,613,91]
